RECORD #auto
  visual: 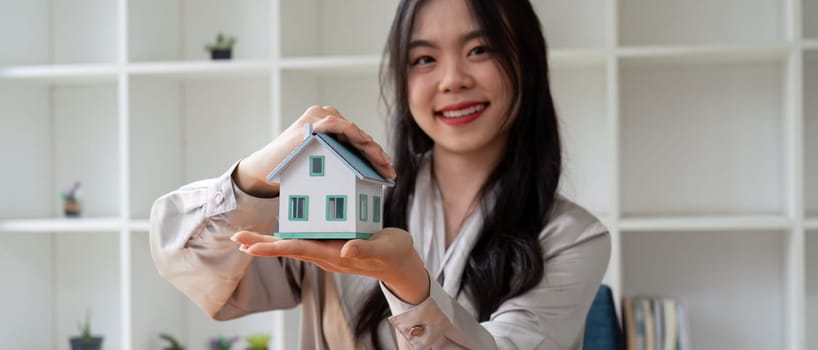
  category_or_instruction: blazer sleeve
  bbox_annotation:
[382,206,611,349]
[149,162,303,320]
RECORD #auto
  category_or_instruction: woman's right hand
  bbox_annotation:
[232,105,396,197]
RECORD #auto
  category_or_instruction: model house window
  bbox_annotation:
[373,196,381,223]
[309,155,324,176]
[288,195,308,221]
[359,194,368,221]
[326,195,346,221]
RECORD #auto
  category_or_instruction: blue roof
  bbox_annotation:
[266,132,395,186]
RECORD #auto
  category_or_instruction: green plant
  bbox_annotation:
[244,333,271,350]
[76,309,92,341]
[205,33,236,51]
[159,333,185,350]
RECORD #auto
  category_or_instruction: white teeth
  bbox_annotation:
[441,104,485,118]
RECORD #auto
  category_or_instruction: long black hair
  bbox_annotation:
[354,0,562,346]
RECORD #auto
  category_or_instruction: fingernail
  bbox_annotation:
[389,168,397,179]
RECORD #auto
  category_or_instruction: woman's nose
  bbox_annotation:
[438,59,475,93]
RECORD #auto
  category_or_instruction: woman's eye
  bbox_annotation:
[411,55,435,66]
[468,46,489,56]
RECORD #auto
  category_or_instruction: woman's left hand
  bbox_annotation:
[230,228,431,304]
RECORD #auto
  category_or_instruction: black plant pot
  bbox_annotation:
[210,49,232,60]
[70,336,103,350]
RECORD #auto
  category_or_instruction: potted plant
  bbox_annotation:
[70,310,103,350]
[205,32,236,60]
[208,335,239,350]
[159,333,185,350]
[244,333,271,350]
[61,181,82,217]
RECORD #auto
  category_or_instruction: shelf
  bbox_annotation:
[807,219,818,231]
[279,55,381,75]
[130,219,150,232]
[128,60,272,80]
[0,218,123,233]
[619,215,793,232]
[617,44,789,65]
[0,64,119,84]
[804,40,818,51]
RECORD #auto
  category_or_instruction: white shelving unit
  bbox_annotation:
[0,0,815,349]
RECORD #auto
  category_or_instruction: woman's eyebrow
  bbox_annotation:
[408,29,485,50]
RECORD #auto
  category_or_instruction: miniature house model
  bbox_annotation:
[266,125,395,239]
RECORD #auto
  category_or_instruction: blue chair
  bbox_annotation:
[583,285,623,350]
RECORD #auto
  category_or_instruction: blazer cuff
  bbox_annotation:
[383,278,456,347]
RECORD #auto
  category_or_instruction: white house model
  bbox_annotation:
[266,125,395,239]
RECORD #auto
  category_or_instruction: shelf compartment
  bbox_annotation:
[551,66,611,217]
[0,232,122,349]
[0,0,118,66]
[620,215,793,232]
[128,61,272,80]
[622,230,787,349]
[0,82,120,219]
[806,52,818,218]
[530,0,608,49]
[279,55,382,75]
[280,71,387,145]
[0,218,122,233]
[620,60,786,217]
[808,231,818,350]
[130,231,278,349]
[129,0,271,62]
[616,44,789,65]
[0,64,119,84]
[280,0,398,57]
[619,0,785,46]
[129,77,271,218]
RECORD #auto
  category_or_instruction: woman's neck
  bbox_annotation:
[431,141,505,247]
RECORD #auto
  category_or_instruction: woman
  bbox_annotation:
[150,0,610,349]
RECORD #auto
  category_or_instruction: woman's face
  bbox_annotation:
[407,0,513,158]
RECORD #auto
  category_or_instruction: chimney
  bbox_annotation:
[304,123,314,139]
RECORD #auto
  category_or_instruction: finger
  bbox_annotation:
[231,231,278,246]
[243,238,344,259]
[341,228,410,259]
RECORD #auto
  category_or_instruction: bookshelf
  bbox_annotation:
[0,0,814,349]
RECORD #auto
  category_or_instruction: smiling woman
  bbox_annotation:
[149,0,610,349]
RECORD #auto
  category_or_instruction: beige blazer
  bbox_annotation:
[150,158,610,349]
